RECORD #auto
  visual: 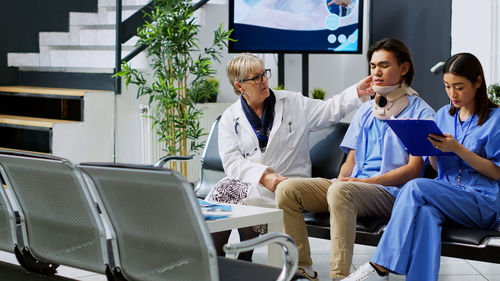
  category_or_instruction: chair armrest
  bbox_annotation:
[154,154,195,168]
[223,232,298,281]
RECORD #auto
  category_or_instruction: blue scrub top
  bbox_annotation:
[340,95,436,197]
[356,118,384,178]
[434,106,500,203]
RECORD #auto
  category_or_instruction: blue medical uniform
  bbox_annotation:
[371,106,500,281]
[340,95,435,197]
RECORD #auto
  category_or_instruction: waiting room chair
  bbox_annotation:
[153,116,224,199]
[0,151,116,277]
[78,162,301,281]
[0,172,16,254]
[193,116,225,198]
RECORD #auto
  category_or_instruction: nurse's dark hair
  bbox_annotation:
[442,52,497,126]
[367,38,414,86]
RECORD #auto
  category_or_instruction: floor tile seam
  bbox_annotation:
[464,259,494,277]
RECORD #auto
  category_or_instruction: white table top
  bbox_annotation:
[205,204,283,233]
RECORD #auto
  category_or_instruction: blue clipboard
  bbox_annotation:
[385,119,452,156]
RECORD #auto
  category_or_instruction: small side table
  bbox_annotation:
[206,204,284,267]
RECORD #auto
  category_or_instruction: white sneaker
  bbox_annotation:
[342,263,389,281]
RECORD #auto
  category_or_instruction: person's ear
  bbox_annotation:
[234,80,245,93]
[400,61,410,77]
[475,75,482,89]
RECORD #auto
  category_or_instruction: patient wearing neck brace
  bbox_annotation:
[372,84,418,120]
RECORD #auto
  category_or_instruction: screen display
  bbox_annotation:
[229,0,363,53]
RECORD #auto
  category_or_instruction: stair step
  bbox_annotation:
[8,50,146,69]
[0,87,115,158]
[98,0,150,7]
[0,86,89,122]
[49,45,137,51]
[0,86,112,121]
[6,53,40,67]
[0,115,78,129]
[18,71,115,91]
[0,86,88,97]
[77,24,116,30]
[18,67,114,74]
[0,147,50,156]
[77,28,138,46]
[69,12,99,26]
[103,4,147,10]
[0,115,64,153]
[40,32,70,46]
[69,25,137,46]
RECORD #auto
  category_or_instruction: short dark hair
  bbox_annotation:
[442,53,497,125]
[367,38,415,86]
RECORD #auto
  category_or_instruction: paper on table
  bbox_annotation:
[198,199,232,220]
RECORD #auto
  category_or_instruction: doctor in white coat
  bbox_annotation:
[206,53,373,260]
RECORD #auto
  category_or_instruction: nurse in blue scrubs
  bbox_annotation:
[343,53,500,281]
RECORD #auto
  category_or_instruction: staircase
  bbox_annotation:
[0,86,114,162]
[1,0,148,163]
[7,0,147,72]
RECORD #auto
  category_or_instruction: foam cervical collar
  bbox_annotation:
[372,84,414,120]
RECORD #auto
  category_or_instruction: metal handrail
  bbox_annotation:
[114,0,210,94]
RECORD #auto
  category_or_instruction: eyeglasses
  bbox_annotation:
[240,69,271,84]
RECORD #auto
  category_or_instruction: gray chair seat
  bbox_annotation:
[442,227,500,246]
[217,257,303,281]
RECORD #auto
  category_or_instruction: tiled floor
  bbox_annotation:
[1,234,500,280]
[251,236,500,281]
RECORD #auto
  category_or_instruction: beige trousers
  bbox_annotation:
[275,178,395,278]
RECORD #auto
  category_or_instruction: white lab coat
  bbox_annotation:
[217,84,365,207]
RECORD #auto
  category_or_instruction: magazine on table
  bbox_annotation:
[198,199,232,220]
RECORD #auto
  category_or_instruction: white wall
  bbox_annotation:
[451,0,500,85]
[115,82,148,164]
[53,92,115,163]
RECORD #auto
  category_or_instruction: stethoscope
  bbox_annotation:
[234,118,240,134]
[234,116,274,141]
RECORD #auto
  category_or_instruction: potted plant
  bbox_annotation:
[311,87,326,100]
[194,77,219,103]
[116,0,232,176]
[488,83,500,105]
[273,85,285,91]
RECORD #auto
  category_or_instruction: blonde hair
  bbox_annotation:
[226,53,264,95]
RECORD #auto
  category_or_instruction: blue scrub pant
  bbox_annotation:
[371,178,499,281]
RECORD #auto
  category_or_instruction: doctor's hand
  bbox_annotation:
[428,133,462,153]
[356,75,375,98]
[260,172,288,192]
[328,0,351,7]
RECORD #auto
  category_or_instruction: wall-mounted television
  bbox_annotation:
[229,0,363,54]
